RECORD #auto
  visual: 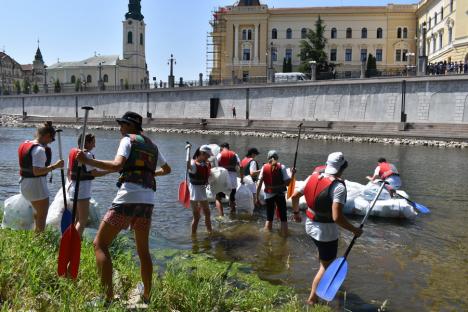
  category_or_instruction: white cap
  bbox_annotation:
[324,152,346,175]
[200,145,214,156]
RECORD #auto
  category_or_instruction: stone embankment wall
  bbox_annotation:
[0,76,467,124]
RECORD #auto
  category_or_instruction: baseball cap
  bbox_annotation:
[267,150,279,160]
[199,145,214,156]
[116,111,143,131]
[324,152,347,175]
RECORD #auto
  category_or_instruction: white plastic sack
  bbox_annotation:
[235,184,254,214]
[285,180,308,210]
[206,186,228,203]
[237,176,257,194]
[207,144,220,167]
[1,194,34,230]
[46,187,71,230]
[361,182,392,201]
[208,167,231,195]
[354,196,417,219]
[87,198,101,229]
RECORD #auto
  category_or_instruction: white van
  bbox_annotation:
[274,72,308,83]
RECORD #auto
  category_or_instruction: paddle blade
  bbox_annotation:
[287,177,296,199]
[60,208,72,234]
[58,227,73,277]
[316,257,348,302]
[178,181,187,204]
[184,184,191,209]
[68,228,81,280]
[414,202,430,214]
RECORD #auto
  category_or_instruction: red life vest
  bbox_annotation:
[241,157,258,178]
[262,163,287,194]
[189,161,211,185]
[68,148,95,181]
[118,134,158,191]
[378,162,399,179]
[218,150,238,172]
[304,173,346,223]
[313,165,326,174]
[18,141,52,178]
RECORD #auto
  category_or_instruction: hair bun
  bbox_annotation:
[45,121,53,128]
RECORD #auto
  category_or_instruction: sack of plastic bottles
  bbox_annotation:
[1,194,34,230]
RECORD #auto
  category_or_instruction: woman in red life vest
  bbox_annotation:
[291,152,362,305]
[67,133,109,237]
[256,150,300,236]
[187,145,213,235]
[76,112,171,304]
[18,121,64,233]
[240,147,260,207]
[215,142,240,216]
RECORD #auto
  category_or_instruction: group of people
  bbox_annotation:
[16,111,402,306]
[427,60,468,75]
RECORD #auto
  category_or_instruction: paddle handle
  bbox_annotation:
[184,142,191,182]
[342,181,388,260]
[292,123,303,169]
[71,107,93,223]
[56,130,68,211]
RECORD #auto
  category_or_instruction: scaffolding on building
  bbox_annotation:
[206,7,227,83]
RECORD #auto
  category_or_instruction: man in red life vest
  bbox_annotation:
[367,157,401,195]
[291,152,362,305]
[215,142,241,216]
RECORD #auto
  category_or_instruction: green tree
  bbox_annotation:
[54,79,61,93]
[124,79,129,90]
[14,81,21,94]
[366,54,377,77]
[75,78,81,92]
[22,80,31,94]
[32,82,39,94]
[298,16,328,74]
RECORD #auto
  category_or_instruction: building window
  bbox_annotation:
[87,75,92,83]
[103,74,109,83]
[127,31,133,44]
[377,28,383,39]
[361,49,368,62]
[272,28,277,39]
[346,28,352,38]
[331,28,337,39]
[403,27,408,39]
[376,49,383,61]
[70,75,76,84]
[361,28,367,39]
[397,27,402,38]
[402,49,408,62]
[301,28,308,39]
[242,30,247,40]
[433,37,436,52]
[243,48,251,61]
[441,7,444,19]
[248,30,252,40]
[140,33,144,45]
[435,12,438,24]
[396,49,401,62]
[286,28,292,39]
[449,27,453,43]
[272,47,277,62]
[345,49,352,61]
[285,48,292,61]
[439,34,443,49]
[330,48,337,61]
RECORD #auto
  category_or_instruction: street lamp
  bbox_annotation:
[168,54,176,88]
[309,60,317,81]
[269,42,275,83]
[406,52,415,76]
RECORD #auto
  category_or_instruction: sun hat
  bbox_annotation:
[324,152,347,175]
[267,150,279,160]
[199,145,214,156]
[116,111,143,131]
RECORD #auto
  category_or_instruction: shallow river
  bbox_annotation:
[1,127,467,311]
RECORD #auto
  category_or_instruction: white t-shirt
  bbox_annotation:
[31,144,48,168]
[301,174,347,242]
[258,163,290,200]
[373,165,401,190]
[112,136,167,205]
[20,144,49,201]
[248,160,258,175]
[216,152,240,190]
[188,160,209,201]
[68,151,96,200]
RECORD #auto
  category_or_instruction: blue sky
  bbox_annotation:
[0,0,416,81]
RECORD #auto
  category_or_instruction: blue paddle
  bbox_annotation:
[56,130,72,234]
[395,193,430,214]
[316,181,388,302]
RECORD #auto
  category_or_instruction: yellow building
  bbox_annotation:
[417,0,468,65]
[209,0,467,81]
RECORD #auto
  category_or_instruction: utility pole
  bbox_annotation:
[168,54,176,88]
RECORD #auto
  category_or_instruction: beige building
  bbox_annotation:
[417,0,468,64]
[47,0,149,90]
[210,0,467,81]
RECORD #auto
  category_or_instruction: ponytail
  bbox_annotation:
[37,121,56,138]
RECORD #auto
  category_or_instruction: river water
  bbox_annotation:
[1,127,466,311]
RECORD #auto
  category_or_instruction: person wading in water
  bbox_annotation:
[77,112,171,305]
[18,121,64,233]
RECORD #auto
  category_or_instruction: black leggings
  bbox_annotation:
[265,194,287,222]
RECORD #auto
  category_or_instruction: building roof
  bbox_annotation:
[47,55,120,69]
[21,64,33,71]
[236,0,261,6]
[125,0,144,21]
[0,52,22,67]
[268,4,417,14]
[35,47,43,62]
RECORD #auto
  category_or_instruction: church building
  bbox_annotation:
[47,0,149,90]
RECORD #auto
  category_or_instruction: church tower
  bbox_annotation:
[122,0,147,86]
[32,44,45,85]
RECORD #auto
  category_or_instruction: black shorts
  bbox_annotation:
[312,238,338,262]
[217,189,236,202]
[265,194,287,222]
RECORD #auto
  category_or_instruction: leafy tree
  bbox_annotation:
[366,54,377,77]
[54,79,61,93]
[14,81,21,94]
[75,78,81,92]
[22,80,31,94]
[32,83,39,94]
[124,79,129,90]
[298,16,328,73]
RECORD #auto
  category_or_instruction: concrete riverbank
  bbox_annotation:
[2,114,467,149]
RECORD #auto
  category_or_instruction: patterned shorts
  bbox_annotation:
[103,203,154,231]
